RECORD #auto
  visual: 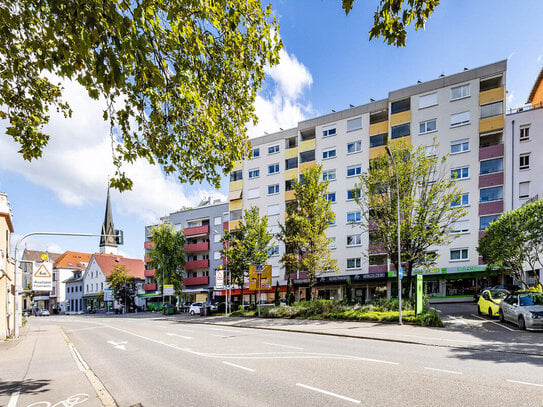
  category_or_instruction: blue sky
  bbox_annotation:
[2,1,543,259]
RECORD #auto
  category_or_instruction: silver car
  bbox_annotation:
[499,292,543,330]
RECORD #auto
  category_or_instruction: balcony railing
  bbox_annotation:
[479,143,504,161]
[185,259,209,270]
[479,172,504,189]
[369,264,388,273]
[144,241,154,249]
[143,283,157,291]
[184,242,210,252]
[144,269,156,278]
[184,276,209,286]
[479,200,503,216]
[184,225,210,237]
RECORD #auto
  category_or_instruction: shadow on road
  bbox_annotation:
[0,378,51,396]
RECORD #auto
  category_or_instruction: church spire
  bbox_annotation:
[99,188,118,254]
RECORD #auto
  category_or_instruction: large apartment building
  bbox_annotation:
[229,60,511,302]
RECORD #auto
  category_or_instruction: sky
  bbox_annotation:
[2,0,543,259]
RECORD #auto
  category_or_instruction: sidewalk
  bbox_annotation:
[0,320,105,407]
[164,313,543,356]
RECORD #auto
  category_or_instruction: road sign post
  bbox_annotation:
[249,265,272,317]
[416,275,423,315]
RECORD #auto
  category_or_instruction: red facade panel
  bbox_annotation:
[143,283,157,291]
[184,276,209,286]
[144,269,156,278]
[479,200,504,216]
[369,265,388,274]
[185,259,209,270]
[479,172,504,188]
[184,225,210,236]
[184,242,210,252]
[144,241,154,249]
[479,144,504,161]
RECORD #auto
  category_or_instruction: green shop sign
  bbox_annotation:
[388,264,488,278]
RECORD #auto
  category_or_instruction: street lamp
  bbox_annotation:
[385,146,402,325]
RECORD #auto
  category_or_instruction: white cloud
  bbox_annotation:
[537,55,542,63]
[249,48,314,138]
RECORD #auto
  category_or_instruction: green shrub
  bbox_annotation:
[415,309,443,327]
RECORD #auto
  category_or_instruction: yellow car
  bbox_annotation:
[477,289,509,317]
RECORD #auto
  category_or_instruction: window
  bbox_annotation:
[347,164,361,177]
[268,184,280,195]
[285,179,294,191]
[419,119,437,134]
[268,246,279,257]
[450,139,469,154]
[391,123,410,139]
[520,154,530,170]
[326,192,336,203]
[347,258,362,269]
[322,125,337,138]
[370,133,387,148]
[451,193,469,207]
[425,145,437,157]
[451,220,469,234]
[347,141,362,154]
[480,158,503,175]
[268,225,281,235]
[328,218,336,226]
[480,214,499,230]
[451,167,469,180]
[347,117,362,132]
[322,148,336,160]
[450,111,470,127]
[214,216,221,226]
[214,234,221,243]
[268,163,279,174]
[252,148,260,158]
[286,137,297,149]
[391,98,410,114]
[328,237,336,249]
[347,234,362,246]
[480,101,503,119]
[369,254,387,266]
[450,248,468,261]
[213,251,221,260]
[285,157,298,170]
[247,187,260,199]
[230,170,242,182]
[268,144,280,154]
[519,181,530,199]
[419,92,438,109]
[323,169,337,181]
[520,125,530,141]
[480,131,503,147]
[451,84,470,100]
[347,189,360,200]
[480,186,503,203]
[230,209,242,221]
[347,211,361,223]
[300,150,315,163]
[267,204,280,216]
[248,168,260,179]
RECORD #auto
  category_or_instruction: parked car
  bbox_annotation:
[473,287,491,303]
[189,302,204,315]
[22,309,31,317]
[492,284,521,292]
[477,289,508,317]
[209,303,218,311]
[499,291,543,330]
[36,309,50,316]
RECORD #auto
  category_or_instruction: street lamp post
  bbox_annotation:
[385,146,402,325]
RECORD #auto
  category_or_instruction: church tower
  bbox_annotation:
[99,188,118,254]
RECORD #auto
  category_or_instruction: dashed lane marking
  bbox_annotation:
[296,383,361,404]
[506,379,543,388]
[222,361,255,372]
[263,342,304,350]
[424,367,463,375]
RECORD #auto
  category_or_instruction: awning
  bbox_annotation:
[228,189,242,200]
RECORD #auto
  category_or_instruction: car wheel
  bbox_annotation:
[499,310,505,323]
[190,310,195,315]
[518,316,526,330]
[488,307,493,318]
[477,305,482,316]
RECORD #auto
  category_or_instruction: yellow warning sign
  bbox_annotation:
[249,265,272,290]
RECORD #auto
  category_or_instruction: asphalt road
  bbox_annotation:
[24,314,543,407]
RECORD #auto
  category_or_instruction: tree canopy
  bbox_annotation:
[106,264,136,310]
[0,0,281,191]
[478,200,543,288]
[279,165,338,293]
[342,0,440,46]
[355,141,466,296]
[147,222,186,296]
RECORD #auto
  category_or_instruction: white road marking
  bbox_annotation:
[446,315,468,325]
[424,367,463,375]
[296,383,361,404]
[263,342,304,350]
[507,379,543,387]
[222,361,255,372]
[470,314,516,331]
[7,391,19,407]
[107,340,127,350]
[167,332,193,340]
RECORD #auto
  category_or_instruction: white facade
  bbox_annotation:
[82,257,107,309]
[65,272,84,313]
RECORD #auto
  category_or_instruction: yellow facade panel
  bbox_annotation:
[229,199,243,211]
[299,161,317,172]
[229,180,243,191]
[284,168,298,180]
[285,147,298,159]
[369,121,388,135]
[479,86,505,105]
[232,160,243,171]
[369,145,386,159]
[479,116,504,133]
[390,110,411,126]
[284,190,296,201]
[229,219,241,230]
[299,138,316,152]
[389,136,411,149]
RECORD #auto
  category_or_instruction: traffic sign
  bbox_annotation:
[398,267,403,279]
[163,284,174,296]
[249,265,272,290]
[32,262,53,291]
[104,288,114,301]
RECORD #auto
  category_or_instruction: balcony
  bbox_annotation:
[299,138,316,152]
[479,200,503,216]
[479,86,505,105]
[390,110,411,126]
[184,225,209,237]
[479,143,504,161]
[144,241,154,249]
[144,283,157,291]
[369,243,386,255]
[144,256,151,263]
[144,269,156,278]
[479,115,504,133]
[369,264,388,274]
[223,221,229,231]
[185,259,209,270]
[184,276,209,286]
[479,172,503,188]
[284,190,295,201]
[185,242,209,252]
[285,147,298,160]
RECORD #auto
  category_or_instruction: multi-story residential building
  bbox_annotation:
[20,249,62,310]
[64,270,84,314]
[143,197,228,305]
[50,251,91,313]
[229,60,510,302]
